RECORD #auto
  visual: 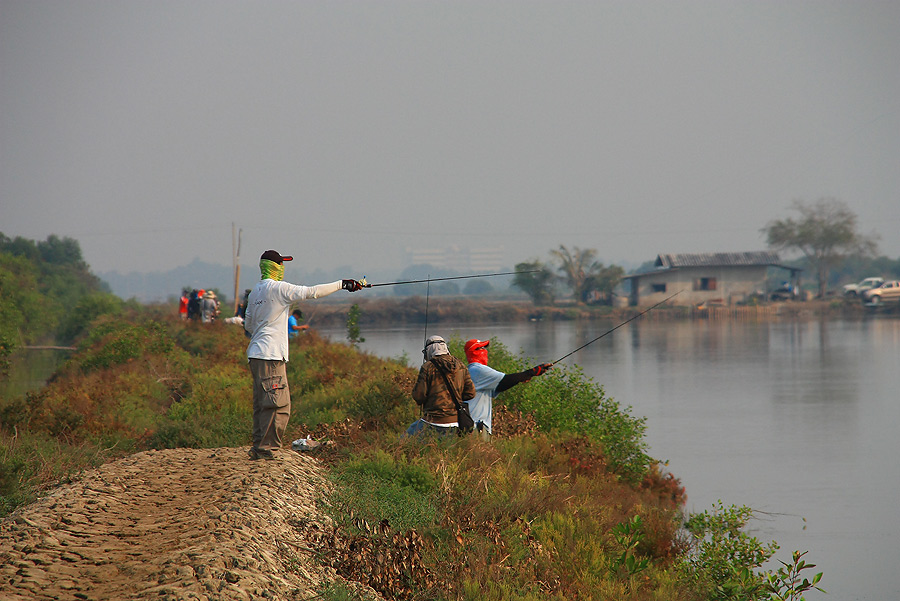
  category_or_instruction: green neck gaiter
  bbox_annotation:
[260,259,284,281]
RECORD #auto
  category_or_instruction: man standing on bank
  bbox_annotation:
[244,250,364,460]
[464,339,552,440]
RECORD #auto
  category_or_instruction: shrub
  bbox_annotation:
[75,319,174,373]
[680,501,779,598]
[57,292,124,344]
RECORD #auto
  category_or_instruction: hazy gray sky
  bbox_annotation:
[3,1,899,275]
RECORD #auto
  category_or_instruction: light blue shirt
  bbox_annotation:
[466,362,505,433]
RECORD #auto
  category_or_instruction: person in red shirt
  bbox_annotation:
[178,289,189,320]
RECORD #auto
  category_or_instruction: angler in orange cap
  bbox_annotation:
[464,339,552,440]
[244,250,365,460]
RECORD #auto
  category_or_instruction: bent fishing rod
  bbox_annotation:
[551,290,683,365]
[359,270,537,288]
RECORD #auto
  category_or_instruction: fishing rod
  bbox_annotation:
[552,290,683,365]
[360,270,537,288]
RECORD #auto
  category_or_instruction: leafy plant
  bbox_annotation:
[765,550,825,601]
[681,501,778,598]
[346,303,365,346]
[609,515,651,578]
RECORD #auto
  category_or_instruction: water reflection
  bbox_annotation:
[769,320,860,409]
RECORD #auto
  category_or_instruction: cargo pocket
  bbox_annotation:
[260,374,288,409]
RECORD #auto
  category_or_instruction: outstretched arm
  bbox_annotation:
[496,363,552,394]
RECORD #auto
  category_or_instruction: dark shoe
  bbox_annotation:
[248,447,275,461]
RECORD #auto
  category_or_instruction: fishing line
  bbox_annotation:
[362,270,536,287]
[552,290,683,365]
[423,276,431,349]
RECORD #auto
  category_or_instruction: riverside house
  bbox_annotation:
[623,251,801,307]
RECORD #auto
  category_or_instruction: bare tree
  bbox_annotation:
[550,245,624,304]
[763,198,878,298]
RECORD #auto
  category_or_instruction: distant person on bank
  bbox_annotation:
[187,289,201,321]
[406,335,476,438]
[236,288,251,320]
[200,290,219,323]
[244,250,364,460]
[464,339,552,440]
[178,289,189,321]
[288,309,308,338]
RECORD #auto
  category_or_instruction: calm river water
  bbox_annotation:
[317,316,900,601]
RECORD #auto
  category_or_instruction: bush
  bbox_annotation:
[680,501,779,598]
[57,293,125,344]
[75,319,174,373]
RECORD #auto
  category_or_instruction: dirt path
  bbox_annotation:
[0,447,366,601]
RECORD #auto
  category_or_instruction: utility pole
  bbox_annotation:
[232,223,242,315]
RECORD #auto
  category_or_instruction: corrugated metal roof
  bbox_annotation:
[654,251,781,268]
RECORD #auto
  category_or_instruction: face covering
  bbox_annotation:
[260,259,284,281]
[465,340,489,365]
[423,336,449,362]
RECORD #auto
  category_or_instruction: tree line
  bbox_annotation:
[0,233,125,377]
[513,245,625,306]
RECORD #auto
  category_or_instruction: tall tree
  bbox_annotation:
[762,198,878,297]
[551,245,595,303]
[551,245,621,304]
[513,261,555,306]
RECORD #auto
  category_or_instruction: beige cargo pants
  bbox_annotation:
[249,359,291,454]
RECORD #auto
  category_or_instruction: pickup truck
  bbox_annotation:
[843,277,884,298]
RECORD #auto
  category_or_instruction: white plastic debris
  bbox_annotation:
[291,438,323,451]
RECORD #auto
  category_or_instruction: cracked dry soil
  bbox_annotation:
[0,447,374,601]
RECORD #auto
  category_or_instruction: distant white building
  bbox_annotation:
[622,251,801,307]
[404,245,504,273]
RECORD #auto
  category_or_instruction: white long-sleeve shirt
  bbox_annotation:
[245,279,342,361]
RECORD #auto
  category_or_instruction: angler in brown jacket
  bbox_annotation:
[406,335,476,437]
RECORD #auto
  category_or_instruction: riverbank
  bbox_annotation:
[0,315,699,600]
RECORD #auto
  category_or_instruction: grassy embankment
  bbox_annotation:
[1,309,820,600]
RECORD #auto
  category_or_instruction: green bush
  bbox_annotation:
[57,293,125,344]
[76,319,174,373]
[680,501,779,598]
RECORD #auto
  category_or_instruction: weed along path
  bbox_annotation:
[0,447,372,601]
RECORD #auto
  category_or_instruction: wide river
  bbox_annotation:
[317,315,900,601]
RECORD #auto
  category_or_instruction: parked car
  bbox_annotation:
[843,277,885,297]
[862,280,900,305]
